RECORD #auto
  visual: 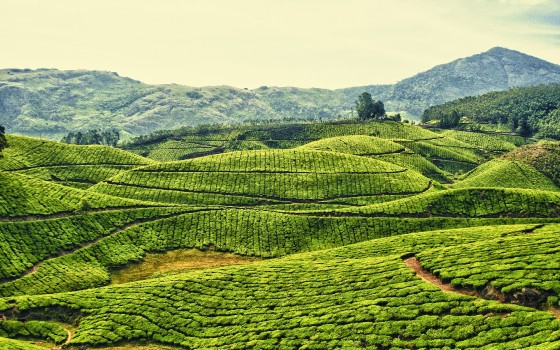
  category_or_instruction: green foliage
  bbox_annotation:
[440,130,524,151]
[355,92,385,120]
[0,320,67,344]
[3,121,560,348]
[422,84,560,138]
[438,110,461,128]
[0,337,46,349]
[89,149,433,206]
[61,129,120,146]
[0,172,158,218]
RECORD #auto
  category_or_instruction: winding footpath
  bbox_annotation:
[403,255,560,319]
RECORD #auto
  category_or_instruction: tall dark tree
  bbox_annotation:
[0,125,7,156]
[355,92,385,120]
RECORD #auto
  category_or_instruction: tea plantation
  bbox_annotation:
[1,120,560,349]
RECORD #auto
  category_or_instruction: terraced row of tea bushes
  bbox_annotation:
[295,224,544,261]
[0,337,45,349]
[15,164,142,189]
[1,135,154,171]
[0,172,156,218]
[91,183,292,207]
[0,207,188,281]
[376,153,451,183]
[0,320,67,344]
[417,224,560,308]
[1,206,555,297]
[397,140,481,164]
[142,140,225,162]
[298,135,405,155]
[94,171,432,204]
[440,130,524,152]
[240,121,442,141]
[2,224,560,348]
[455,160,559,191]
[145,149,404,173]
[335,188,560,218]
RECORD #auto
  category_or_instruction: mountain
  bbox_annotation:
[1,47,559,139]
[342,47,560,115]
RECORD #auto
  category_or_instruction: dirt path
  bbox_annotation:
[63,326,74,345]
[403,256,478,297]
[403,256,560,319]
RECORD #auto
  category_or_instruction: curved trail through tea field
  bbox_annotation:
[403,255,560,319]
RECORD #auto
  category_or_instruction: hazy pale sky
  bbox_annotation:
[1,0,559,88]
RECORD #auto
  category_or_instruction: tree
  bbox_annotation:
[355,92,385,120]
[439,110,461,129]
[0,125,7,156]
[61,129,120,147]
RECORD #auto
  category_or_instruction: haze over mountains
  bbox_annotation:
[1,47,559,139]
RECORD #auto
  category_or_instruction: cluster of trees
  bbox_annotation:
[61,129,120,146]
[422,84,560,137]
[355,92,386,120]
[0,125,7,155]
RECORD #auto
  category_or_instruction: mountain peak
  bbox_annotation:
[484,46,518,55]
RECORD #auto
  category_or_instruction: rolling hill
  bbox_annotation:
[2,47,559,139]
[1,119,560,348]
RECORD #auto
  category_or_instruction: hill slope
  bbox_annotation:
[422,84,560,137]
[3,124,560,348]
[454,159,559,191]
[2,47,559,139]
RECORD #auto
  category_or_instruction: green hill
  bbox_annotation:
[0,171,160,218]
[89,149,434,207]
[298,135,405,155]
[503,141,560,186]
[0,135,155,188]
[2,122,560,348]
[454,159,559,191]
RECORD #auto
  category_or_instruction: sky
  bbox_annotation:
[1,0,559,89]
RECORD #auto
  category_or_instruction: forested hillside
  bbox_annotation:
[422,84,560,138]
[2,47,559,140]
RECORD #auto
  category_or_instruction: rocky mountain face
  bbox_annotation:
[1,47,559,139]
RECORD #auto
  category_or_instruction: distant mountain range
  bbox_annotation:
[1,47,560,139]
